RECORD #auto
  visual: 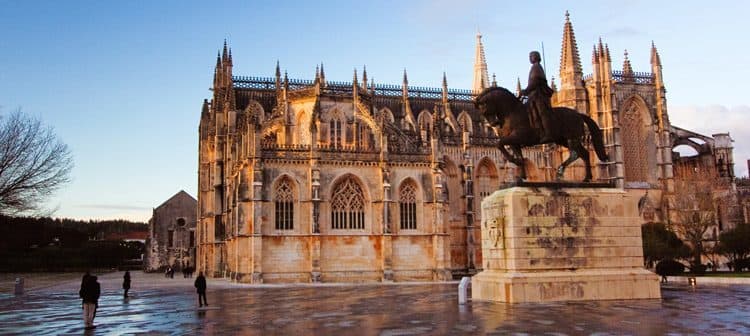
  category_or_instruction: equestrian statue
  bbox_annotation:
[474,51,609,182]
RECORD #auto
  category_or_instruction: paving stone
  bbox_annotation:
[1,272,749,334]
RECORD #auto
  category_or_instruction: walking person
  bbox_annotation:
[79,274,101,329]
[194,272,208,307]
[123,271,131,298]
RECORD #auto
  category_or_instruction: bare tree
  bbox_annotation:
[670,169,729,272]
[0,109,73,215]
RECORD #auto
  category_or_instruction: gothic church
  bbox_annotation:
[196,12,737,283]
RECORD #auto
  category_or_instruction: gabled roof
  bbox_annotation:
[154,190,197,211]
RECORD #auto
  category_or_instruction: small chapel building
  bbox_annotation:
[144,190,198,272]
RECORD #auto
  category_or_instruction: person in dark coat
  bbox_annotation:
[80,271,91,291]
[79,275,101,329]
[123,271,131,298]
[194,272,208,307]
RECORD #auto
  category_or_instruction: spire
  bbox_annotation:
[559,10,583,86]
[515,77,522,96]
[370,78,375,95]
[604,43,611,62]
[213,51,221,88]
[492,73,497,87]
[362,65,368,91]
[275,60,281,91]
[650,41,662,66]
[622,49,634,75]
[472,32,490,93]
[651,41,664,88]
[319,62,326,86]
[592,45,598,64]
[352,68,359,96]
[283,70,289,90]
[550,77,557,91]
[402,69,409,98]
[222,39,229,63]
[597,38,605,62]
[315,64,320,81]
[224,43,233,88]
[442,72,448,101]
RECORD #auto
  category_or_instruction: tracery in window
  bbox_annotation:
[331,177,365,229]
[399,181,417,230]
[275,178,294,230]
[621,100,649,182]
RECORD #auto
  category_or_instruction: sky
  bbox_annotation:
[1,0,749,222]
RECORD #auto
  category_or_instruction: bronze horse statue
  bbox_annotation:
[474,87,609,182]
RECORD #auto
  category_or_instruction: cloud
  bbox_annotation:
[670,105,750,177]
[77,204,152,211]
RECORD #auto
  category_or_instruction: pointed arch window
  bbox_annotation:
[622,100,649,182]
[418,112,432,141]
[458,113,473,134]
[399,182,418,230]
[477,165,493,199]
[275,178,294,230]
[331,177,365,230]
[330,119,343,149]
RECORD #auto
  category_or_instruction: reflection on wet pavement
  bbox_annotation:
[2,272,749,335]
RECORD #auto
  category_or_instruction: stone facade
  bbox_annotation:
[196,12,741,283]
[145,191,197,272]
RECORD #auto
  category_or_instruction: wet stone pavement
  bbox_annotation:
[2,272,750,335]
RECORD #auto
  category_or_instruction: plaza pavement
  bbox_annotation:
[2,271,750,335]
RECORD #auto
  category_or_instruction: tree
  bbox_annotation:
[716,223,750,271]
[641,222,690,268]
[670,174,726,273]
[0,109,73,215]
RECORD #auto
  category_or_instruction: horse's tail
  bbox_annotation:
[582,114,609,162]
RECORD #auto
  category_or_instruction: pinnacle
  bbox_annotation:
[650,41,661,66]
[559,10,582,77]
[473,32,490,93]
[623,49,634,74]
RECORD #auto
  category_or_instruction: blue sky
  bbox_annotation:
[1,1,748,221]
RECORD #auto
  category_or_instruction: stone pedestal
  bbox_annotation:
[472,186,660,303]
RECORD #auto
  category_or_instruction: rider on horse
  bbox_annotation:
[520,51,555,143]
